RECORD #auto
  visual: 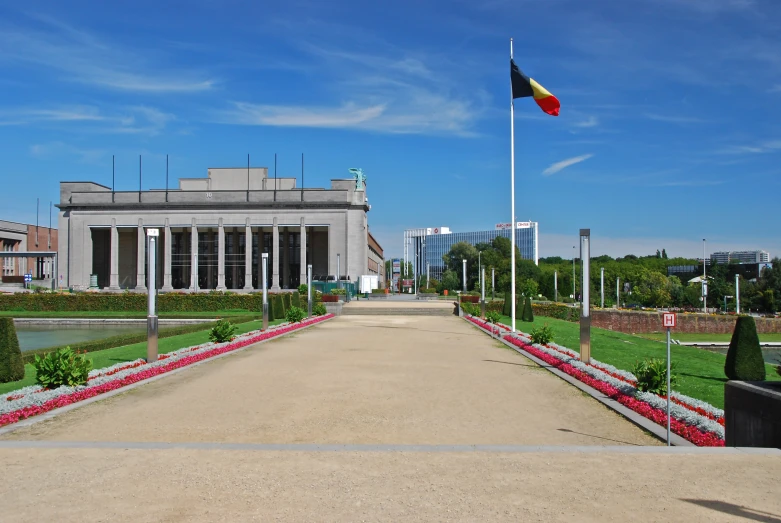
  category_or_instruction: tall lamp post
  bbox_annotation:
[462,258,467,293]
[702,238,707,313]
[580,230,591,363]
[262,253,268,330]
[572,245,576,302]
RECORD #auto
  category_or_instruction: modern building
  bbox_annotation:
[710,250,771,265]
[57,166,381,292]
[0,219,58,283]
[403,222,539,282]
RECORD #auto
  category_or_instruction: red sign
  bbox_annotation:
[663,313,676,328]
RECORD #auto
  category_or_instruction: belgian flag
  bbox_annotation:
[511,59,560,116]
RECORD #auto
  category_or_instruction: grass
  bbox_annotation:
[0,318,284,395]
[498,315,781,409]
[0,310,258,318]
[640,332,781,343]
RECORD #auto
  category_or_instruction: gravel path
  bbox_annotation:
[2,314,779,521]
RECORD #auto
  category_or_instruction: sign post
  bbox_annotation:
[262,253,268,330]
[663,312,677,446]
[146,228,159,362]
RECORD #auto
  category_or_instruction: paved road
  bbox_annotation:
[1,315,779,522]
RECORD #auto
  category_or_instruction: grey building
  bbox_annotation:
[710,250,771,265]
[403,222,539,282]
[58,167,378,292]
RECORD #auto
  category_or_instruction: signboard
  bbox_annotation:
[24,274,32,283]
[402,279,413,288]
[147,228,159,237]
[663,313,676,328]
[392,259,401,274]
[495,222,533,230]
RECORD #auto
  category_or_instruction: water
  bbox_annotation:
[16,325,145,352]
[709,347,781,366]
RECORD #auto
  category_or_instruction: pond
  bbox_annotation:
[16,325,146,352]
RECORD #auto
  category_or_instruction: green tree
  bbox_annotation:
[0,317,24,383]
[439,270,460,293]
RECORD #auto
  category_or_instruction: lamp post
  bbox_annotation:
[307,264,312,317]
[580,229,591,363]
[337,253,341,292]
[146,228,159,362]
[481,266,486,318]
[600,267,604,308]
[572,245,576,302]
[462,258,467,293]
[724,295,733,314]
[616,277,620,308]
[262,253,268,330]
[554,270,558,302]
[736,274,740,314]
[491,267,495,301]
[702,238,707,313]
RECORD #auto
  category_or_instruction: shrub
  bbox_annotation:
[33,347,92,389]
[209,319,237,343]
[0,317,24,383]
[724,316,766,381]
[322,295,339,303]
[314,290,323,303]
[283,293,292,313]
[502,291,511,316]
[514,296,524,320]
[292,291,301,308]
[418,287,438,294]
[529,324,554,345]
[331,288,347,296]
[313,303,327,316]
[461,302,479,316]
[485,311,501,324]
[532,302,579,322]
[371,288,386,294]
[285,305,306,323]
[632,358,677,396]
[272,295,285,319]
[522,296,535,322]
[298,284,308,295]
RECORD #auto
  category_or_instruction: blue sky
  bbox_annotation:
[1,0,780,260]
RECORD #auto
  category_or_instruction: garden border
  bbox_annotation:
[462,316,693,447]
[0,315,334,437]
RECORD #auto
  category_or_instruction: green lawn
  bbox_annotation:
[497,315,781,409]
[0,318,284,395]
[640,332,781,343]
[0,310,259,319]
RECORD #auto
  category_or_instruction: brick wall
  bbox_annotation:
[591,309,781,334]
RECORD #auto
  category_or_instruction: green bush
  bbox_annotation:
[633,358,677,396]
[485,311,501,324]
[209,319,237,343]
[292,291,301,308]
[529,324,554,345]
[522,296,534,322]
[371,288,386,294]
[285,306,306,323]
[724,316,766,381]
[33,347,92,389]
[272,295,284,319]
[313,303,327,316]
[461,302,480,316]
[314,290,323,302]
[532,302,579,322]
[331,288,347,296]
[0,317,24,383]
[502,291,511,316]
[298,284,308,295]
[418,288,438,294]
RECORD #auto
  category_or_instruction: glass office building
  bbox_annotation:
[403,223,539,282]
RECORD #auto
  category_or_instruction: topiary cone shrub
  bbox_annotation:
[724,315,766,381]
[515,296,524,320]
[292,291,301,308]
[523,296,535,322]
[0,317,24,383]
[502,291,511,316]
[272,295,285,320]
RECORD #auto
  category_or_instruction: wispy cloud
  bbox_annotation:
[650,0,756,13]
[721,140,781,154]
[645,113,709,124]
[0,15,214,93]
[0,105,174,135]
[651,180,726,187]
[29,142,104,163]
[573,116,599,128]
[770,85,781,93]
[542,154,594,175]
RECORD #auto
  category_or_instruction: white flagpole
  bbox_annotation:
[510,38,517,333]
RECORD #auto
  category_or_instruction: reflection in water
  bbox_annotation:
[16,325,145,352]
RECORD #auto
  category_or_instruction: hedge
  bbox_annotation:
[418,288,438,294]
[725,316,766,381]
[272,295,284,319]
[371,289,386,294]
[0,292,304,313]
[20,315,257,364]
[292,291,301,308]
[531,302,580,322]
[0,318,24,382]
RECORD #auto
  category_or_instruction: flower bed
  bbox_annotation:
[0,315,333,428]
[464,315,724,447]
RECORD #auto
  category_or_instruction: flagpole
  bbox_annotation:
[510,37,517,333]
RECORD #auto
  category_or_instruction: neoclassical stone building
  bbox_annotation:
[57,167,381,292]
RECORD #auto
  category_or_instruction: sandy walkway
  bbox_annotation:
[2,314,780,521]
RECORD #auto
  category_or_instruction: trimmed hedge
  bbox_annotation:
[725,316,766,381]
[292,291,301,308]
[418,288,438,294]
[532,302,580,322]
[371,289,386,294]
[502,292,511,316]
[272,295,284,319]
[0,292,304,313]
[0,318,24,383]
[20,316,257,365]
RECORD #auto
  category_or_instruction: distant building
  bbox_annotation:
[403,222,539,282]
[710,250,770,265]
[0,219,58,283]
[367,231,385,287]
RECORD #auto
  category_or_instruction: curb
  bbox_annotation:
[463,317,694,447]
[0,316,333,437]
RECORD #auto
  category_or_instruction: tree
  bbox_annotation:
[0,318,24,383]
[439,270,460,293]
[519,278,539,298]
[662,249,668,259]
[724,316,766,381]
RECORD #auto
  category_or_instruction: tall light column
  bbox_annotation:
[600,267,604,308]
[572,245,576,302]
[702,238,707,313]
[262,253,268,330]
[735,274,740,314]
[146,228,159,362]
[462,258,467,293]
[554,270,558,302]
[307,264,313,317]
[580,229,591,363]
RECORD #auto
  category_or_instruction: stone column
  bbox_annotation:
[108,218,120,290]
[282,229,290,289]
[135,218,146,291]
[300,218,307,287]
[217,218,226,290]
[244,218,253,290]
[162,218,173,291]
[271,218,280,291]
[190,219,198,291]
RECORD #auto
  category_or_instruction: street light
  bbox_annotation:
[724,295,733,313]
[702,238,707,313]
[462,258,467,293]
[572,245,576,302]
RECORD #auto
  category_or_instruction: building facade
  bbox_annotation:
[403,222,539,282]
[58,167,381,291]
[710,250,771,265]
[367,231,385,286]
[0,219,58,283]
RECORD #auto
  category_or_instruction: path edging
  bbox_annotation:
[0,317,333,437]
[464,318,694,447]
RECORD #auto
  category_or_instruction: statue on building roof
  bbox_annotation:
[349,168,366,190]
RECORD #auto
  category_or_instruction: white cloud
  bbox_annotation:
[645,113,709,124]
[721,140,781,154]
[0,16,214,93]
[542,154,594,176]
[0,105,174,135]
[29,142,104,163]
[573,116,599,128]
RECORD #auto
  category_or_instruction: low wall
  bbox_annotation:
[592,310,781,335]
